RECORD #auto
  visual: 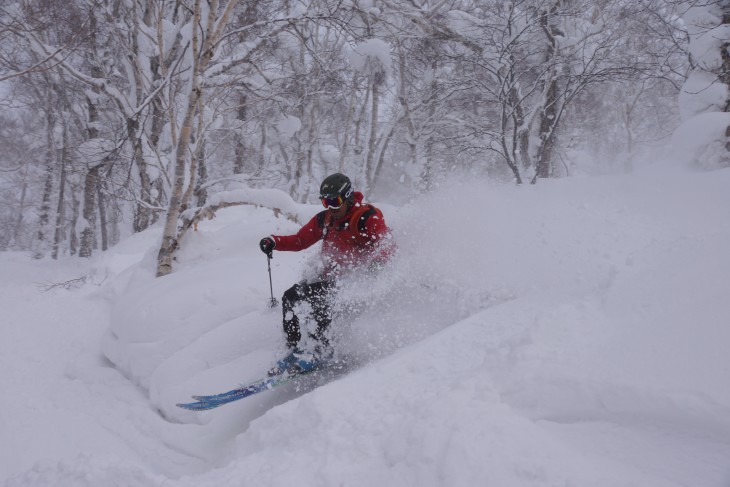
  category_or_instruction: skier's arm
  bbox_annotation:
[271,216,323,251]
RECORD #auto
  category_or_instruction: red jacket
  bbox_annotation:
[272,192,394,278]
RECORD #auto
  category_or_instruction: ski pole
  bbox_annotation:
[266,253,278,308]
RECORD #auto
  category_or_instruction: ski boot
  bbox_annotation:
[268,349,321,377]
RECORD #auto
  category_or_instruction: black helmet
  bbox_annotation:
[320,173,354,208]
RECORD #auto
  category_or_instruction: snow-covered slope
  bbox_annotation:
[2,168,729,486]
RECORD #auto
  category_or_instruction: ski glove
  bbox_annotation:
[259,237,275,256]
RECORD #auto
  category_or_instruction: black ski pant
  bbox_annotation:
[281,280,335,350]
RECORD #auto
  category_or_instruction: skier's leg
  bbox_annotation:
[306,280,335,351]
[281,283,303,349]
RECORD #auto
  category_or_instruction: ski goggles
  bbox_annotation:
[320,194,344,209]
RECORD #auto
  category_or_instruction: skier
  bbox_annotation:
[259,173,395,375]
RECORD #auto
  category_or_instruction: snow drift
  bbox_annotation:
[2,167,729,486]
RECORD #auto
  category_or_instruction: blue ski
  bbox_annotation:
[176,367,322,411]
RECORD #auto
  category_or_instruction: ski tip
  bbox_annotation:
[176,402,214,411]
[176,403,197,410]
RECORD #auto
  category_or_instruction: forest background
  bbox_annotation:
[0,0,728,273]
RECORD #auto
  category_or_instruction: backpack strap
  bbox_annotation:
[316,210,332,238]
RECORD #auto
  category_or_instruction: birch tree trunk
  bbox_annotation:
[51,124,68,260]
[156,0,240,277]
[79,62,103,258]
[35,109,55,259]
[364,74,381,189]
[97,176,108,251]
[78,166,98,258]
[69,182,80,256]
[422,59,438,191]
[196,139,208,208]
[532,4,561,183]
[396,46,418,168]
[534,72,559,181]
[339,73,359,171]
[233,94,247,175]
[13,179,29,247]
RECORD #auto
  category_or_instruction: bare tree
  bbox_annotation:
[156,0,242,277]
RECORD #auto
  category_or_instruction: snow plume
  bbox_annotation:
[332,189,513,364]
